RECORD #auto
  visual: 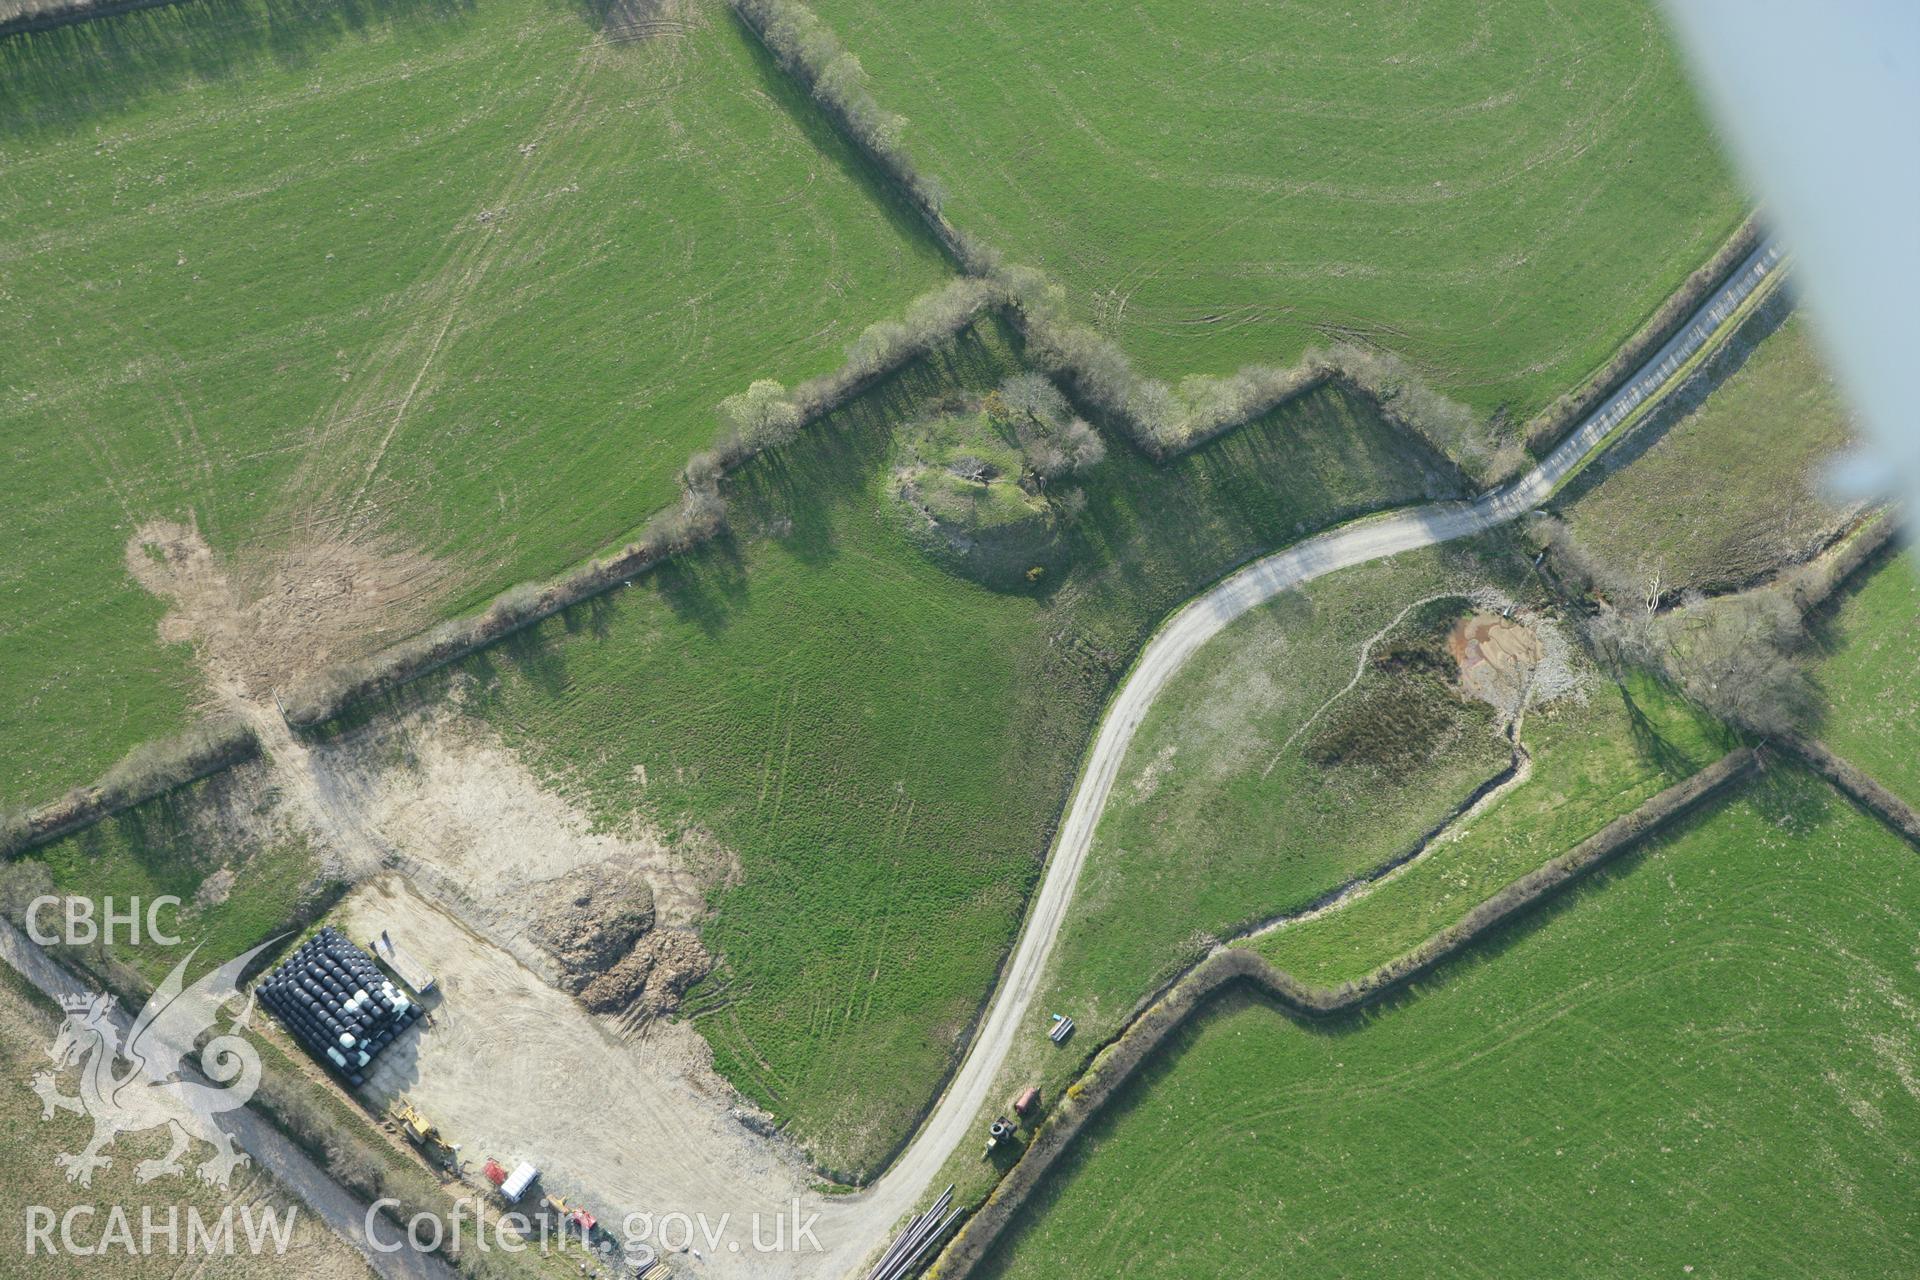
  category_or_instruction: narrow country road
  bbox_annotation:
[0,236,1783,1280]
[827,238,1786,1274]
[0,919,459,1280]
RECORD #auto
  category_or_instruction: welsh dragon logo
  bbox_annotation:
[31,938,280,1189]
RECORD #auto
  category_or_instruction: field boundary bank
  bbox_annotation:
[1521,218,1764,457]
[270,275,1005,729]
[929,746,1759,1279]
[1784,506,1905,615]
[1783,737,1920,848]
[923,508,1904,1268]
[0,718,257,859]
[1547,276,1799,520]
[0,0,190,39]
[2,0,1764,843]
[727,0,1761,484]
[0,276,1002,852]
[1089,742,1531,1051]
[0,218,1787,860]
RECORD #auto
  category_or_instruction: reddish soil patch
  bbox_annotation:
[1449,612,1544,706]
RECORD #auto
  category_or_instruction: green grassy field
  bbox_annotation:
[391,319,1457,1177]
[980,768,1920,1278]
[0,968,375,1280]
[2,764,336,989]
[807,0,1745,421]
[0,0,948,810]
[1560,305,1858,592]
[1025,541,1521,1041]
[919,582,1729,1209]
[1250,670,1729,985]
[1815,551,1920,808]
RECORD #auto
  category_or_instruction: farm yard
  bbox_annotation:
[333,877,824,1265]
[805,0,1747,422]
[1,0,1907,1276]
[0,0,948,809]
[973,770,1920,1279]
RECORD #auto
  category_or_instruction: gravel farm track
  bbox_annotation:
[825,238,1785,1276]
[0,242,1780,1280]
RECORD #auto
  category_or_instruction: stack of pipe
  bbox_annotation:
[866,1185,960,1280]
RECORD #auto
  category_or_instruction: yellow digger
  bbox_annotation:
[388,1099,454,1164]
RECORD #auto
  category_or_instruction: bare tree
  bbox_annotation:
[1657,591,1819,737]
[1000,371,1068,423]
[1061,417,1106,472]
[950,455,993,485]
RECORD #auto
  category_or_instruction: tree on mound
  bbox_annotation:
[991,373,1105,485]
[890,375,1105,588]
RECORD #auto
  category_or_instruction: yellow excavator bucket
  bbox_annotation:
[388,1100,440,1146]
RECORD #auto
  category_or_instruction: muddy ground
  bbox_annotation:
[125,519,448,707]
[339,878,833,1277]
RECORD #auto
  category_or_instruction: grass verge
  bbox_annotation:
[975,766,1920,1278]
[1558,301,1858,593]
[0,0,948,809]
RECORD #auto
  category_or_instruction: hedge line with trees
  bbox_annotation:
[1521,216,1764,457]
[1782,735,1920,849]
[0,0,186,37]
[280,274,1002,729]
[931,747,1758,1279]
[0,716,258,860]
[727,0,1757,489]
[1532,508,1899,741]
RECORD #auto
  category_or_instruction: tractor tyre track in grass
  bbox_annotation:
[830,239,1784,1273]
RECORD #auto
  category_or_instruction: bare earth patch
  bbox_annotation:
[337,878,826,1277]
[297,698,727,1009]
[124,518,448,704]
[1448,611,1545,706]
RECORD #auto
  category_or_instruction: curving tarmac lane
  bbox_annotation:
[0,238,1784,1280]
[829,238,1785,1275]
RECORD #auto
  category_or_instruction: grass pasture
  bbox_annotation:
[920,567,1728,1210]
[979,768,1920,1279]
[0,968,374,1280]
[1814,551,1920,809]
[1251,669,1729,986]
[1559,304,1859,593]
[381,319,1459,1178]
[1023,540,1523,1047]
[807,0,1746,421]
[4,763,336,990]
[0,0,948,810]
